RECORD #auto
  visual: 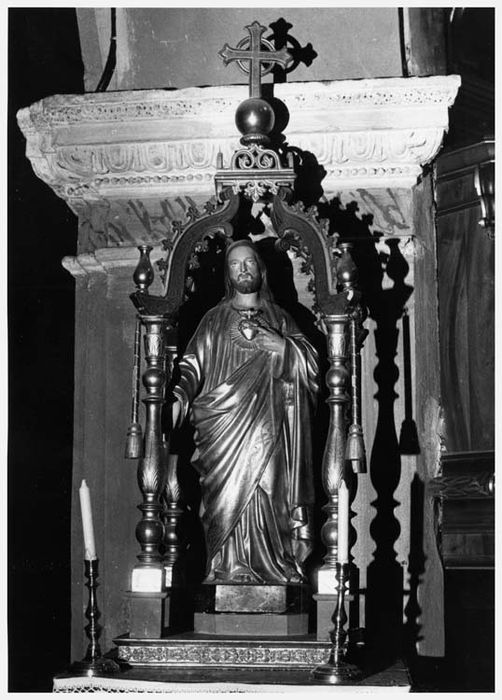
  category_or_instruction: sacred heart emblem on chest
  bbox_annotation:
[238,318,260,340]
[235,307,264,341]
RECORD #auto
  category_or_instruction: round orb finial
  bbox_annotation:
[337,242,358,289]
[235,97,275,146]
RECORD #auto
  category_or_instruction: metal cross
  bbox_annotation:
[219,20,291,98]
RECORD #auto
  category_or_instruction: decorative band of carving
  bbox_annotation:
[117,643,331,667]
[428,472,494,499]
[17,77,460,130]
[18,76,460,201]
[17,91,242,129]
[28,128,446,200]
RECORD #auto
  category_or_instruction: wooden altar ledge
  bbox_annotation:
[53,658,410,693]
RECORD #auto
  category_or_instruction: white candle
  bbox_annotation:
[79,479,97,560]
[337,480,350,564]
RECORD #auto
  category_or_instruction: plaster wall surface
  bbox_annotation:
[77,7,403,92]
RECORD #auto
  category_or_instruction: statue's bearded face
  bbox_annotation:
[227,246,262,294]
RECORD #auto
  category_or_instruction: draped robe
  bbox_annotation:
[173,299,319,584]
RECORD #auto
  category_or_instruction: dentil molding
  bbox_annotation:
[18,76,460,211]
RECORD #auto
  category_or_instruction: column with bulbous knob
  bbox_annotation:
[313,242,365,681]
[317,312,351,594]
[130,313,168,591]
[127,245,171,638]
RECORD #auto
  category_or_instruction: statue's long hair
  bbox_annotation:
[222,239,273,302]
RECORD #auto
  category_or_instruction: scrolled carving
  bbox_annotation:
[271,190,337,314]
[143,330,164,360]
[241,179,280,202]
[231,145,283,171]
[428,472,494,499]
[160,188,240,308]
[151,195,235,292]
[186,204,202,222]
[216,143,295,201]
[274,226,318,309]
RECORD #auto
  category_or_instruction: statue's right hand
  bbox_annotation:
[172,399,182,429]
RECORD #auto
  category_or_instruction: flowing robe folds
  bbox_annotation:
[173,299,319,584]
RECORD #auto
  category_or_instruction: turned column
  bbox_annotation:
[317,312,351,594]
[130,313,169,592]
[126,246,175,638]
[315,242,366,643]
[128,245,170,593]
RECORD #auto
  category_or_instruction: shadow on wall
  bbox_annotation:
[317,193,423,669]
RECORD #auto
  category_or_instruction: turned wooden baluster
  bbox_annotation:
[317,311,350,592]
[313,243,365,683]
[130,246,170,592]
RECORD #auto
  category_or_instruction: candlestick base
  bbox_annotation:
[312,561,363,684]
[69,656,121,677]
[311,658,362,684]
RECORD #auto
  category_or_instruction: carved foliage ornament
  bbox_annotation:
[118,643,330,666]
[131,185,358,325]
[35,129,445,191]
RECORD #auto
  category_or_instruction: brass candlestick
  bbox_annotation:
[312,562,362,684]
[70,559,119,676]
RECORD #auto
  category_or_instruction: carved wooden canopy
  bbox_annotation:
[129,183,362,329]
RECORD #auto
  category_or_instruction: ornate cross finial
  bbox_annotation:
[219,20,291,98]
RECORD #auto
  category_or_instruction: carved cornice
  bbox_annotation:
[18,76,460,210]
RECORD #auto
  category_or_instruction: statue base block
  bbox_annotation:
[194,583,310,613]
[194,612,308,636]
[313,592,338,641]
[192,583,311,636]
[126,591,169,639]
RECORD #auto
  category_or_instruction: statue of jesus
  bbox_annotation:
[172,239,319,584]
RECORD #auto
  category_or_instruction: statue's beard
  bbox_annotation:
[232,274,261,294]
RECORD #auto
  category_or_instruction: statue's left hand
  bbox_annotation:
[256,326,286,355]
[172,399,183,428]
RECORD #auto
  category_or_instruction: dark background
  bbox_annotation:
[8,9,82,692]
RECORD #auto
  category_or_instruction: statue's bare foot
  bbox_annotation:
[287,571,304,583]
[210,566,262,584]
[231,571,259,583]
